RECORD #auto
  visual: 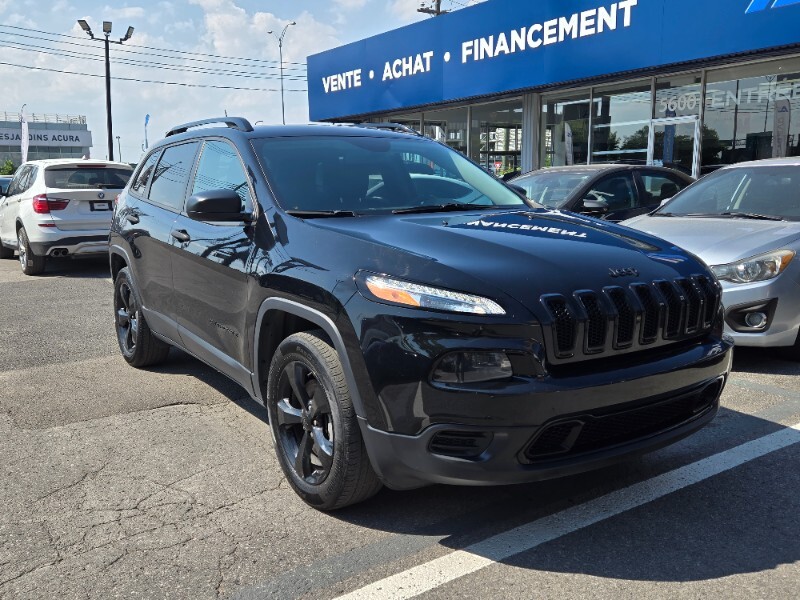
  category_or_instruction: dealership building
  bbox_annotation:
[308,0,800,179]
[0,112,93,167]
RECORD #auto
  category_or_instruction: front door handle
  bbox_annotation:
[125,213,140,224]
[171,229,190,243]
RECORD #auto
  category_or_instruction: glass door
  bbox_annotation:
[647,115,701,178]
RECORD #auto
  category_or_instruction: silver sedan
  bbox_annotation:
[622,157,800,358]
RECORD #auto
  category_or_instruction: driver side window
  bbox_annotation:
[191,140,252,211]
[584,174,636,211]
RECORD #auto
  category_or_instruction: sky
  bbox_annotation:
[0,0,486,163]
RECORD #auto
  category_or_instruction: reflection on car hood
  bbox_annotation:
[621,215,800,265]
[310,209,707,313]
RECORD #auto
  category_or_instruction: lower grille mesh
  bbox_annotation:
[523,380,721,462]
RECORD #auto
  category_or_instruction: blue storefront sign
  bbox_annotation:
[307,0,800,121]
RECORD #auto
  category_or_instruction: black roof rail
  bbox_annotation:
[352,122,423,136]
[165,117,254,137]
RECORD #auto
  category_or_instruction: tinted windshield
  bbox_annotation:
[657,165,800,221]
[512,170,594,208]
[45,166,133,190]
[252,135,531,214]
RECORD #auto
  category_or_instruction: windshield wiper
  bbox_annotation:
[654,212,737,218]
[719,211,784,221]
[285,209,358,218]
[392,203,496,215]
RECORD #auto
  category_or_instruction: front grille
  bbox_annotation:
[522,379,722,462]
[539,275,720,362]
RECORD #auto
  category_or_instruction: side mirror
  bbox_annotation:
[581,198,609,215]
[186,189,253,223]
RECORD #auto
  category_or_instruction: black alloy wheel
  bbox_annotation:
[275,360,335,485]
[113,267,170,367]
[116,277,139,356]
[267,331,382,510]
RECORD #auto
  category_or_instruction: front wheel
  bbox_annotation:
[779,330,800,362]
[266,331,382,510]
[113,267,171,367]
[17,227,45,275]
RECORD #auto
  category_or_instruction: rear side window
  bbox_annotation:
[5,166,31,196]
[44,166,132,189]
[638,171,688,206]
[131,152,160,195]
[147,142,200,211]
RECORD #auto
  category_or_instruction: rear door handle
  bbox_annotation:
[171,229,190,243]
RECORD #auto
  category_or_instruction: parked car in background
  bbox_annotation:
[0,159,133,275]
[109,117,731,510]
[511,164,693,222]
[0,175,12,196]
[623,157,800,358]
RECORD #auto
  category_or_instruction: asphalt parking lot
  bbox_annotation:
[0,256,798,600]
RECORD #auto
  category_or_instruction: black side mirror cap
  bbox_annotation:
[186,189,253,223]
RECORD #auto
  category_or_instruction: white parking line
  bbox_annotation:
[335,422,800,600]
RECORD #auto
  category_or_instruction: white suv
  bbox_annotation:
[0,159,133,274]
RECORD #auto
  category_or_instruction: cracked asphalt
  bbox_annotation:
[1,256,799,600]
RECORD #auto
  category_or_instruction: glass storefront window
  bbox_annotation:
[423,107,468,155]
[655,73,702,119]
[591,81,652,164]
[540,92,590,167]
[469,99,523,177]
[704,58,800,167]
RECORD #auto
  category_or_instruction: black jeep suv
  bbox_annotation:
[110,118,733,510]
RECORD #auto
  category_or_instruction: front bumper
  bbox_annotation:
[358,339,732,490]
[720,274,800,348]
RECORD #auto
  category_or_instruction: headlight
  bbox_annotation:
[361,274,505,315]
[711,249,795,283]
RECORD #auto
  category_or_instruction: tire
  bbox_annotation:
[778,330,800,361]
[113,267,171,368]
[0,242,12,259]
[266,331,382,510]
[17,227,46,275]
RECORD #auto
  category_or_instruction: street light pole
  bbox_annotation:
[104,29,112,160]
[116,136,122,162]
[267,22,296,125]
[77,20,134,162]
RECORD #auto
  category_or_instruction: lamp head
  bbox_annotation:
[102,21,112,34]
[77,19,93,37]
[121,26,134,42]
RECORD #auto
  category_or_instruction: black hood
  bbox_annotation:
[304,209,709,315]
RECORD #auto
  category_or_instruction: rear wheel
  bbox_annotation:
[114,267,171,367]
[266,331,382,510]
[17,227,45,275]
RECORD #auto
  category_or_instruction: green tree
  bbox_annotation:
[0,159,15,175]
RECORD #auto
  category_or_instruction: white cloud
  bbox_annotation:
[334,0,369,9]
[387,0,424,23]
[100,6,147,20]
